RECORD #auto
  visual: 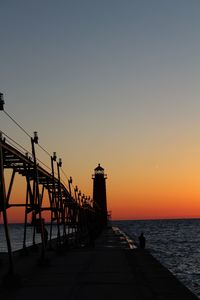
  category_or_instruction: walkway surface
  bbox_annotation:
[0,227,198,299]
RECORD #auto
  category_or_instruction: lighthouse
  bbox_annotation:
[92,164,108,227]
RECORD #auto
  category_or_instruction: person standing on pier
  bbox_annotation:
[139,232,146,249]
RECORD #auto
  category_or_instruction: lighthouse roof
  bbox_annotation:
[95,163,104,171]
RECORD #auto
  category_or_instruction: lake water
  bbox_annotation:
[0,223,58,252]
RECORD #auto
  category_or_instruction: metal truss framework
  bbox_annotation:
[0,134,102,276]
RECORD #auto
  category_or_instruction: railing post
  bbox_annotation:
[51,152,61,248]
[31,132,46,263]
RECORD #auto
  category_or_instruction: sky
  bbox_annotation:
[1,0,200,221]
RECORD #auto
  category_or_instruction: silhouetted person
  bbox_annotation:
[139,232,146,249]
[44,227,48,248]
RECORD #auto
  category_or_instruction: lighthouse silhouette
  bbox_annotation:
[92,164,108,228]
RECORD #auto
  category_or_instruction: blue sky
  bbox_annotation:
[1,1,200,218]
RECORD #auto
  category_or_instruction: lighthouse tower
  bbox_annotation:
[92,164,108,227]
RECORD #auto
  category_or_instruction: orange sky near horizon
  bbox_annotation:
[4,188,200,223]
[3,154,200,223]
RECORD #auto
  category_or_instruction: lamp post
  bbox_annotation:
[56,157,62,209]
[50,152,61,247]
[31,132,46,261]
[31,132,38,247]
[49,153,56,246]
[68,176,73,197]
[57,158,64,241]
[74,185,78,203]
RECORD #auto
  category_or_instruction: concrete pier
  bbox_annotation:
[0,227,198,299]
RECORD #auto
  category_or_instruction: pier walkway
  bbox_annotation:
[0,227,198,300]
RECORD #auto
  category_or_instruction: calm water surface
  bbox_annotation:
[0,223,58,252]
